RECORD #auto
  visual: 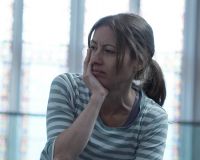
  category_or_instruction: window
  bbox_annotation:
[140,0,185,159]
[0,0,188,159]
[84,0,130,45]
[0,0,13,159]
[0,0,13,113]
[21,0,70,159]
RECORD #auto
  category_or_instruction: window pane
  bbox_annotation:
[1,114,46,160]
[0,0,13,41]
[0,115,8,160]
[0,0,13,158]
[140,0,185,159]
[20,116,46,160]
[21,0,71,114]
[19,1,71,159]
[0,43,12,112]
[0,0,13,111]
[83,0,130,58]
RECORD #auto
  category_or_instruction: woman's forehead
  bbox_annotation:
[92,26,116,45]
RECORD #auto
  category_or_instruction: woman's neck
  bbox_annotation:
[99,86,137,127]
[101,85,136,115]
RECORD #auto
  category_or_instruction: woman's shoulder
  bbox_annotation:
[52,72,90,97]
[51,73,84,87]
[52,72,81,83]
[140,92,168,122]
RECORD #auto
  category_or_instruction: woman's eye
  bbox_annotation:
[104,49,116,54]
[90,45,96,50]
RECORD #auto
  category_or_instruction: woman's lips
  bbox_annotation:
[92,70,105,77]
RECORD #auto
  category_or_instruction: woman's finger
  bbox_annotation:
[83,48,91,74]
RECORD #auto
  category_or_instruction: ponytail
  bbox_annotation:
[142,60,166,106]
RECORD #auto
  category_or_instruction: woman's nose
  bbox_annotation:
[91,49,103,64]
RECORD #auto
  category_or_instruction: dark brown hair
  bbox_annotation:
[88,13,166,106]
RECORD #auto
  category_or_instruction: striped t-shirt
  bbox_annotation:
[40,73,168,160]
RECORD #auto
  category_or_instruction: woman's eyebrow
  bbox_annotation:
[103,44,116,48]
[90,40,97,44]
[91,40,116,48]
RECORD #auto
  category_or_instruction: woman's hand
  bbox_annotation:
[53,49,109,160]
[83,49,108,97]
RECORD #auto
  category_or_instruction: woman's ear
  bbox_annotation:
[132,59,144,73]
[131,59,145,80]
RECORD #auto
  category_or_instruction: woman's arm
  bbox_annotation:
[54,49,108,160]
[54,93,105,160]
[40,74,106,160]
[40,49,107,160]
[135,111,168,160]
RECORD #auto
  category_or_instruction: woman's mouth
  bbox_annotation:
[92,70,105,77]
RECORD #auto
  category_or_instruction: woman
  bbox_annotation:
[41,13,168,160]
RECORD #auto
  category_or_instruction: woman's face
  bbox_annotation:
[90,26,136,90]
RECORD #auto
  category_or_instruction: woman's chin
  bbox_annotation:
[95,77,107,88]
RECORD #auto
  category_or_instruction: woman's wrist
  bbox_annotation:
[90,93,107,108]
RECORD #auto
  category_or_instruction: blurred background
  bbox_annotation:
[0,0,200,159]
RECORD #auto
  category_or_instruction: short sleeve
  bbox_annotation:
[40,73,77,160]
[135,107,168,160]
